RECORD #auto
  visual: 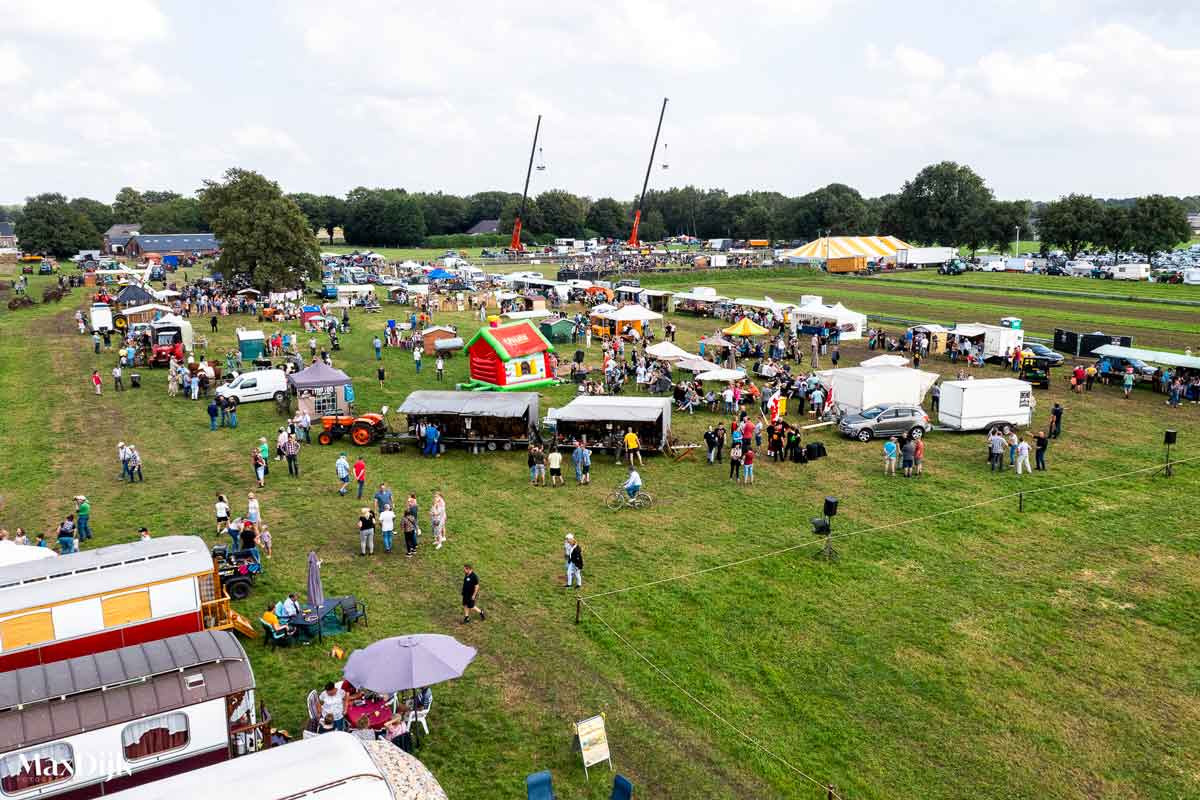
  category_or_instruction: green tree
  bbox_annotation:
[1037,194,1105,258]
[1096,205,1134,257]
[536,190,585,237]
[466,192,516,227]
[287,193,326,237]
[320,195,346,244]
[140,197,208,234]
[342,188,426,246]
[112,187,146,222]
[199,168,319,290]
[67,197,114,235]
[781,183,873,241]
[1127,194,1191,258]
[15,193,100,257]
[497,196,543,241]
[733,204,774,239]
[638,208,667,242]
[416,192,469,236]
[141,190,182,206]
[888,162,993,246]
[585,198,628,239]
[980,199,1032,253]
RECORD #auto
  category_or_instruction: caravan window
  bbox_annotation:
[1,743,74,795]
[122,713,190,762]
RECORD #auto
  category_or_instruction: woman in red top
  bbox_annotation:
[90,370,102,395]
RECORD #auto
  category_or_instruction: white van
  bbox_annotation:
[215,369,289,404]
[977,256,1005,272]
[89,303,114,332]
[1107,263,1150,281]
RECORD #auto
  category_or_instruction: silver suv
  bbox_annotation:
[838,404,931,443]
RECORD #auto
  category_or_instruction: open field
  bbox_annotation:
[0,270,1198,799]
[871,270,1200,303]
[638,269,1200,350]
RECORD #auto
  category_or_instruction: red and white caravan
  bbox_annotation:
[0,537,240,672]
[0,630,268,799]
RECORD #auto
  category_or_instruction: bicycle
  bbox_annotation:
[605,485,653,510]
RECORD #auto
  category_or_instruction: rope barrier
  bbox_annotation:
[581,452,1199,601]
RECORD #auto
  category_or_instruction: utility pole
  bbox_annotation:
[628,97,668,247]
[510,114,542,251]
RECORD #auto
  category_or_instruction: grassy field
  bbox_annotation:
[871,270,1200,303]
[637,269,1200,350]
[1,267,1198,799]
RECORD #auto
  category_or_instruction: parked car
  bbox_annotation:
[1023,342,1064,366]
[37,261,56,275]
[1096,356,1156,381]
[837,403,931,442]
[215,368,290,404]
[149,265,166,282]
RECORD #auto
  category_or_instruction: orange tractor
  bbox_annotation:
[316,412,388,446]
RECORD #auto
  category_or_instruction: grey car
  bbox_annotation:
[838,403,931,442]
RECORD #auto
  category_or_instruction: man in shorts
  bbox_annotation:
[546,446,564,487]
[461,564,485,624]
[623,427,643,467]
[882,437,898,476]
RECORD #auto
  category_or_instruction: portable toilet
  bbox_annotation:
[539,317,576,344]
[236,328,265,360]
[1000,317,1022,330]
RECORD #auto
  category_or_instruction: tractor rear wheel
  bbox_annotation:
[317,431,333,446]
[351,423,375,446]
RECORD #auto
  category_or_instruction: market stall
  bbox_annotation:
[793,301,866,340]
[289,361,354,417]
[589,303,662,339]
[396,390,540,451]
[907,323,950,354]
[670,287,728,316]
[545,396,672,453]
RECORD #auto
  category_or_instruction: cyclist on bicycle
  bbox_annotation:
[624,467,642,499]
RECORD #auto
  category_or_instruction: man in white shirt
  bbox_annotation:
[379,503,396,553]
[281,593,300,619]
[624,468,642,499]
[546,448,564,487]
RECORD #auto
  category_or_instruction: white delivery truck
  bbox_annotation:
[977,255,1006,272]
[896,246,957,268]
[937,378,1034,431]
[1004,258,1034,272]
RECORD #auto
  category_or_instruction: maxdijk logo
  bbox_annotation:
[19,752,133,783]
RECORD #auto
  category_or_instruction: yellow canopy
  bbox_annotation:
[787,235,911,259]
[723,317,769,337]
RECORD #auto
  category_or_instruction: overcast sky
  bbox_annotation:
[1,0,1197,205]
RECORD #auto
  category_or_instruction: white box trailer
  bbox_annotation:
[1107,262,1150,281]
[1005,258,1034,272]
[937,378,1034,431]
[896,246,957,267]
[949,323,1025,361]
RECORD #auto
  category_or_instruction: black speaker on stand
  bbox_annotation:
[813,497,839,561]
[1156,430,1177,477]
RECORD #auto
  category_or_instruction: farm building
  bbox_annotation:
[463,321,556,391]
[125,233,220,258]
[0,222,15,249]
[103,223,140,254]
[421,325,460,355]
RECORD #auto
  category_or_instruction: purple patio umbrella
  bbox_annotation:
[306,551,324,607]
[344,634,477,693]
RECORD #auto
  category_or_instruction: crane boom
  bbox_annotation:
[628,97,668,247]
[510,114,542,251]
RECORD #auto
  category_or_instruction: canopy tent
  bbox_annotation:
[860,354,910,368]
[0,541,56,567]
[547,396,672,452]
[153,289,181,299]
[502,309,553,320]
[697,368,747,382]
[786,235,911,260]
[793,301,866,340]
[1092,344,1200,371]
[815,365,939,415]
[645,341,693,361]
[399,391,539,420]
[948,324,990,338]
[729,297,795,315]
[549,396,671,424]
[702,335,735,349]
[237,288,261,296]
[677,356,721,372]
[427,269,453,280]
[672,289,728,303]
[288,362,352,390]
[723,318,769,337]
[588,304,663,322]
[115,283,157,305]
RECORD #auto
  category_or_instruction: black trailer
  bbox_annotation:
[385,390,540,453]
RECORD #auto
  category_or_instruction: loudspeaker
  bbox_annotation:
[811,517,830,536]
[1165,430,1177,445]
[824,496,839,518]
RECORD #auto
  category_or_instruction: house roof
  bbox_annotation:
[0,631,251,750]
[129,233,219,251]
[466,219,500,235]
[465,321,554,360]
[0,222,14,237]
[104,223,141,238]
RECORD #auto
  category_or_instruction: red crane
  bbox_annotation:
[510,114,542,251]
[628,97,668,247]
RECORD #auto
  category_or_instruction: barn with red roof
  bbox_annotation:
[463,321,556,391]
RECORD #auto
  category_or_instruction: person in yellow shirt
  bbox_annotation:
[262,604,294,637]
[623,427,643,466]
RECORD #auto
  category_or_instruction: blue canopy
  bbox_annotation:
[427,269,453,279]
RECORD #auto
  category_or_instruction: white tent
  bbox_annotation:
[677,356,721,372]
[815,366,939,415]
[589,304,663,322]
[793,301,866,340]
[502,309,553,320]
[0,541,56,567]
[645,341,693,361]
[859,354,910,368]
[697,368,747,382]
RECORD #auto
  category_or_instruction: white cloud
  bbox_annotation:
[233,125,310,165]
[0,137,72,165]
[0,0,167,45]
[894,45,945,81]
[0,45,31,85]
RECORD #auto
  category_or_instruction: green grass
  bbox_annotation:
[1,270,1198,799]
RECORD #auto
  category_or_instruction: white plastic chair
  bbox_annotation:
[305,690,319,721]
[404,706,430,735]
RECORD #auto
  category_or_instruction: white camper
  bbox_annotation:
[1107,263,1150,281]
[937,378,1034,431]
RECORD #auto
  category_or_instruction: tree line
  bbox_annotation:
[10,162,1197,260]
